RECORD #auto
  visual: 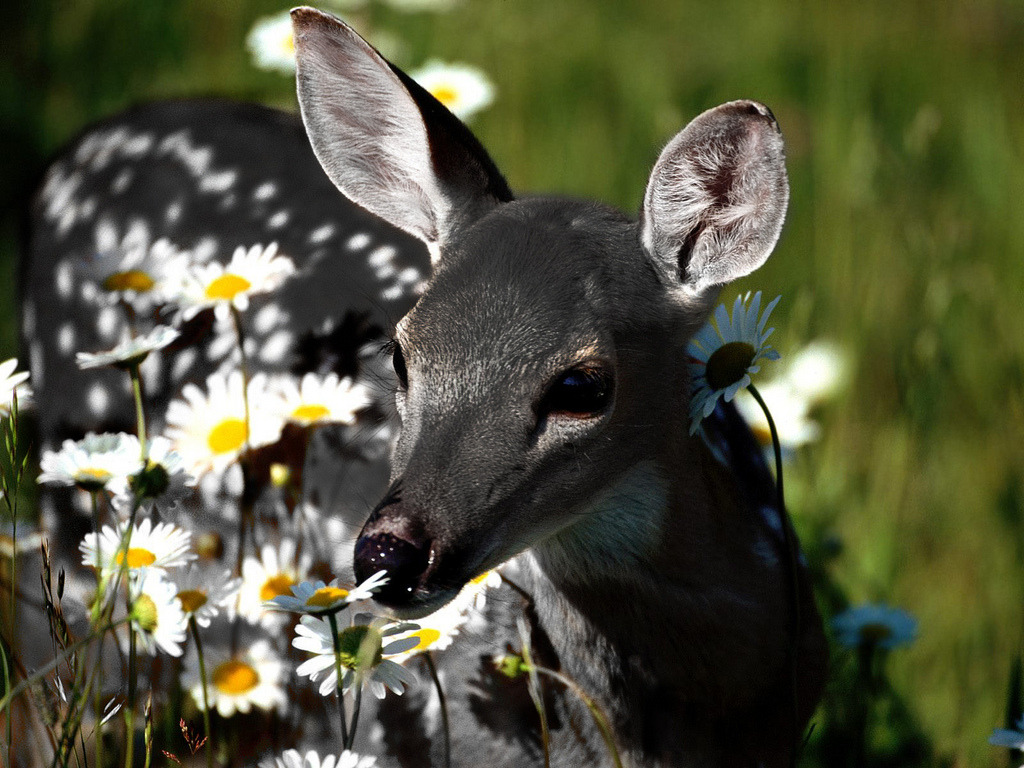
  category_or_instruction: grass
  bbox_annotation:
[2,0,1023,765]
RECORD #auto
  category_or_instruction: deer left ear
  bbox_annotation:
[292,7,512,256]
[640,100,789,296]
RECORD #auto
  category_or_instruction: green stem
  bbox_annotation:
[190,618,214,768]
[327,614,349,747]
[345,676,363,753]
[747,383,802,763]
[125,628,137,768]
[129,366,148,460]
[422,653,451,768]
[527,666,623,768]
[229,305,253,657]
[90,492,104,768]
[518,622,550,768]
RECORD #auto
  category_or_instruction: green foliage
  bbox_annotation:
[1,0,1023,765]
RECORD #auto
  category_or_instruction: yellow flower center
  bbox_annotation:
[704,341,756,391]
[103,270,155,293]
[116,548,157,569]
[131,594,159,632]
[290,403,330,424]
[470,571,492,585]
[431,86,459,109]
[204,273,252,301]
[75,467,112,489]
[751,425,773,447]
[859,622,894,644]
[259,574,295,602]
[269,463,291,488]
[282,32,295,55]
[406,628,441,652]
[213,660,260,695]
[207,418,247,455]
[306,586,350,608]
[177,589,209,613]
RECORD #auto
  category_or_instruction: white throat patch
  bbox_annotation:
[533,460,669,584]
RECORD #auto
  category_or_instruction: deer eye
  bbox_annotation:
[539,366,614,418]
[391,342,409,389]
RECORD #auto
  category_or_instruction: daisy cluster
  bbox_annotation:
[247,6,494,122]
[21,230,511,763]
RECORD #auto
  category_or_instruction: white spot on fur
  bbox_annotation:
[346,232,371,251]
[309,224,336,244]
[397,267,421,285]
[29,341,44,388]
[111,168,133,194]
[200,169,238,194]
[381,284,404,302]
[121,132,155,157]
[267,209,290,229]
[165,200,184,224]
[258,330,294,364]
[87,383,110,417]
[22,300,36,337]
[367,245,396,269]
[171,348,197,382]
[94,217,119,252]
[55,261,74,299]
[219,193,238,211]
[57,324,75,355]
[253,182,277,201]
[252,303,285,335]
[96,305,119,339]
[192,237,218,263]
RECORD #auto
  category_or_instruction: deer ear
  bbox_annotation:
[291,7,512,255]
[640,100,789,295]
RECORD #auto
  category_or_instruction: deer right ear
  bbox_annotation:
[291,7,512,256]
[640,100,789,296]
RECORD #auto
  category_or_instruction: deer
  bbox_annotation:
[22,7,827,767]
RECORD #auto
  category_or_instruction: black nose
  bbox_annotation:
[354,531,431,606]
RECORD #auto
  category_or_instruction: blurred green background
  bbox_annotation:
[2,0,1023,765]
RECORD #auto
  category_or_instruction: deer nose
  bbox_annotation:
[354,531,431,606]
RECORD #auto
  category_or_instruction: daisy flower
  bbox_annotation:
[79,517,195,575]
[733,381,820,452]
[186,638,287,718]
[165,371,284,478]
[170,242,295,321]
[247,11,297,74]
[293,614,419,699]
[78,237,190,312]
[386,570,501,663]
[129,569,188,657]
[785,340,848,403]
[260,748,377,768]
[237,538,313,628]
[272,373,372,427]
[76,325,180,371]
[0,358,32,417]
[687,291,781,434]
[174,564,242,628]
[990,715,1024,750]
[409,61,495,122]
[38,432,142,494]
[831,603,918,650]
[267,571,389,616]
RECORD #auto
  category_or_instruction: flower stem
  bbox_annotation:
[190,617,214,768]
[327,613,349,747]
[125,627,137,768]
[517,619,550,768]
[422,653,451,768]
[129,365,148,461]
[345,676,363,753]
[747,382,803,763]
[526,666,623,768]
